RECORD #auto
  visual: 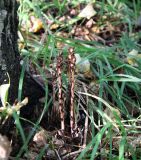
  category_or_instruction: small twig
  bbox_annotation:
[62,149,84,160]
[54,149,62,160]
[81,83,89,148]
[83,115,88,148]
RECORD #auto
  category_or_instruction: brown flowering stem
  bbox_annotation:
[68,48,76,137]
[57,53,65,132]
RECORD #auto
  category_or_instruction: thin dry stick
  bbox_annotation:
[57,53,65,132]
[68,48,76,136]
[82,83,89,148]
[83,115,88,148]
[54,149,62,160]
[62,149,84,160]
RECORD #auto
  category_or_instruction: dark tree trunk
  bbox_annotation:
[0,0,20,103]
[0,0,45,138]
[0,0,44,108]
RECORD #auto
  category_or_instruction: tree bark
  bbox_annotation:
[0,0,20,103]
[0,0,45,107]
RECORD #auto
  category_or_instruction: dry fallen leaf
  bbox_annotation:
[50,23,59,30]
[33,129,47,147]
[75,54,90,73]
[29,16,43,33]
[91,25,100,34]
[0,134,12,160]
[127,49,139,66]
[78,3,97,19]
[85,18,94,28]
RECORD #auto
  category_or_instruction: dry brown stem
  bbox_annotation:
[57,53,65,132]
[68,48,76,137]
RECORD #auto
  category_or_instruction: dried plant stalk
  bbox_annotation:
[57,53,65,132]
[68,48,76,136]
[83,115,88,148]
